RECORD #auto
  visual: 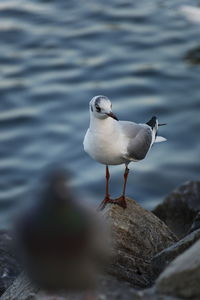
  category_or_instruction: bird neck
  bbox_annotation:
[89,114,117,133]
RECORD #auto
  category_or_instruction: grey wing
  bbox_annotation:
[120,121,153,161]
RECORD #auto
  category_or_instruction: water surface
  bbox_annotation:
[1,0,200,227]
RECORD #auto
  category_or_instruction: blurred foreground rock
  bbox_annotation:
[153,181,200,239]
[1,273,181,300]
[188,211,200,234]
[0,197,179,300]
[152,228,200,277]
[0,273,37,300]
[100,197,177,288]
[156,239,200,299]
[0,231,21,296]
[15,170,106,292]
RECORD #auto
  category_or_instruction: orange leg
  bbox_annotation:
[112,165,129,208]
[97,166,112,211]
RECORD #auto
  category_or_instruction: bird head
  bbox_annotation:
[89,95,118,121]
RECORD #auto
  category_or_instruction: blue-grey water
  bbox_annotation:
[1,0,200,228]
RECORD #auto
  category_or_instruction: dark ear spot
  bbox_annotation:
[91,105,93,112]
[95,105,101,113]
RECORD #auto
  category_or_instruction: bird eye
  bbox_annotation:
[95,105,101,112]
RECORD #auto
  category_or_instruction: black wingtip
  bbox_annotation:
[146,116,157,129]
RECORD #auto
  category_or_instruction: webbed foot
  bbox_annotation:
[112,196,127,209]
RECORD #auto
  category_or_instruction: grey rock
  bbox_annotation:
[0,274,181,300]
[156,239,200,299]
[0,197,179,299]
[0,273,38,300]
[152,229,200,277]
[188,211,200,234]
[153,181,200,239]
[137,287,182,300]
[16,171,105,292]
[100,197,177,288]
[0,231,21,296]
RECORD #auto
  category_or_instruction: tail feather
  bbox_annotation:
[146,116,167,145]
[146,116,157,129]
[155,136,167,143]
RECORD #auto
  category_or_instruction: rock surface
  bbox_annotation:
[100,197,177,288]
[153,181,200,239]
[0,197,178,299]
[152,229,200,277]
[15,170,105,292]
[156,239,200,299]
[0,231,21,296]
[0,273,181,300]
[0,273,38,300]
[188,211,200,234]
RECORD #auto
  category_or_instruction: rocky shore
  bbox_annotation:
[0,180,200,300]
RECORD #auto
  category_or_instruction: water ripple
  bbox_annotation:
[0,0,200,227]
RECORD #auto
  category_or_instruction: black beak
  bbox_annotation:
[106,112,119,121]
[158,123,167,126]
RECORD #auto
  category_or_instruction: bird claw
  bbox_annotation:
[97,196,127,211]
[112,196,127,209]
[97,196,113,211]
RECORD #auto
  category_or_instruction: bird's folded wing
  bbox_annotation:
[120,121,152,161]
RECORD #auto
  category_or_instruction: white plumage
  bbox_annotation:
[83,95,166,210]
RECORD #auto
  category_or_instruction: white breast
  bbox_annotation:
[83,118,127,165]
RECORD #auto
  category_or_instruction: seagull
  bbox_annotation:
[83,95,166,210]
